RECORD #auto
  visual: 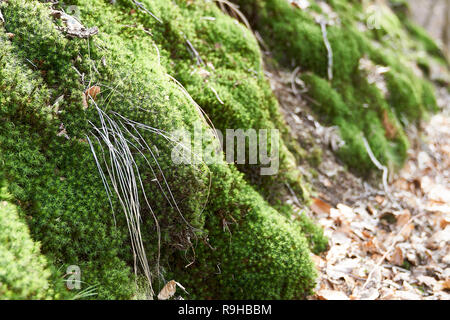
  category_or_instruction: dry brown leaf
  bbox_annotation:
[157,280,176,300]
[367,203,377,215]
[362,230,373,239]
[393,178,410,191]
[442,253,450,265]
[363,238,382,254]
[416,275,437,289]
[382,110,397,139]
[394,290,422,300]
[388,247,404,266]
[375,195,385,205]
[290,0,310,10]
[396,209,411,228]
[355,287,380,300]
[311,254,326,269]
[379,287,397,300]
[337,204,355,219]
[330,204,355,222]
[316,289,349,300]
[310,197,332,215]
[400,223,415,241]
[440,217,450,229]
[85,85,101,101]
[437,279,450,291]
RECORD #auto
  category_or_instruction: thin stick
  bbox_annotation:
[213,0,252,31]
[185,36,204,66]
[210,86,224,105]
[362,136,389,195]
[320,20,333,81]
[291,66,302,97]
[131,0,162,23]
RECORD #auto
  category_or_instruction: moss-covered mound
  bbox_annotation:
[234,0,446,173]
[0,176,51,299]
[0,0,444,299]
[0,0,325,299]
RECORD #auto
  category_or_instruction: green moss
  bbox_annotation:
[403,20,446,62]
[0,178,51,299]
[2,0,442,299]
[168,166,318,299]
[0,0,325,299]
[296,213,328,254]
[233,0,441,174]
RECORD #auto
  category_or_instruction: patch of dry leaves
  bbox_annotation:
[309,113,450,300]
[267,55,449,300]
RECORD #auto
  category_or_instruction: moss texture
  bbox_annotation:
[234,0,444,174]
[0,175,51,299]
[0,0,324,299]
[0,0,444,299]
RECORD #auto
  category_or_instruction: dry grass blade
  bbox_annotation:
[362,136,389,195]
[88,105,159,295]
[185,36,204,66]
[87,99,215,295]
[210,86,224,105]
[319,21,333,81]
[131,0,162,23]
[213,0,252,31]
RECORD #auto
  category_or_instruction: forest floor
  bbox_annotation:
[267,64,450,300]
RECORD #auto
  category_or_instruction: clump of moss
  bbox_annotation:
[0,0,325,299]
[2,0,443,300]
[233,0,442,174]
[0,176,51,299]
[168,165,317,299]
[296,213,328,254]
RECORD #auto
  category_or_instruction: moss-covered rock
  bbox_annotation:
[0,0,324,299]
[233,0,444,173]
[0,0,444,300]
[0,176,51,299]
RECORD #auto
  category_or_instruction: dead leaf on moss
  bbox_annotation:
[82,92,88,109]
[85,85,101,101]
[83,86,101,109]
[382,110,397,139]
[197,68,211,78]
[51,10,98,38]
